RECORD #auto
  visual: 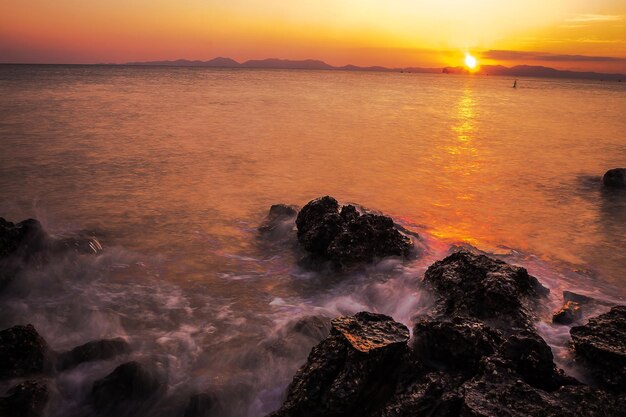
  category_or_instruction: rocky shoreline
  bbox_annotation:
[1,192,625,417]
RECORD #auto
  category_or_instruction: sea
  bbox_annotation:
[0,64,625,416]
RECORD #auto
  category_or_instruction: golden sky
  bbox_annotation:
[1,0,625,72]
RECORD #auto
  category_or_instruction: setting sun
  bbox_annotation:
[465,53,478,70]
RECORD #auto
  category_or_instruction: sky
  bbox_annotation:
[1,0,625,73]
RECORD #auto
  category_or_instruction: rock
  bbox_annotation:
[602,168,626,188]
[570,306,626,391]
[563,291,595,305]
[183,393,215,417]
[423,250,549,330]
[258,204,299,236]
[289,315,332,341]
[0,380,48,417]
[295,196,413,268]
[553,301,582,325]
[268,312,410,417]
[499,329,575,391]
[0,324,49,380]
[0,218,48,260]
[90,361,165,415]
[412,317,502,375]
[56,338,131,371]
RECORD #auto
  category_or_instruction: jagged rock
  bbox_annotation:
[268,312,409,417]
[602,168,626,188]
[553,301,582,325]
[0,324,49,380]
[90,361,165,416]
[295,196,412,268]
[183,393,215,417]
[499,329,576,391]
[0,380,48,417]
[56,338,131,371]
[459,357,621,417]
[570,306,626,391]
[423,250,549,330]
[412,317,502,375]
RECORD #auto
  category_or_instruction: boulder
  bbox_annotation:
[90,361,165,416]
[268,312,410,417]
[423,250,549,330]
[602,168,626,188]
[0,218,48,260]
[553,301,582,325]
[570,306,626,391]
[412,317,502,375]
[0,324,49,380]
[295,196,413,268]
[56,338,131,371]
[258,204,299,236]
[0,380,48,417]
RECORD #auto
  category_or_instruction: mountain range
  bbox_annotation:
[126,57,626,81]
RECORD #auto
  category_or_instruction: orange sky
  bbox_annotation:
[1,0,625,72]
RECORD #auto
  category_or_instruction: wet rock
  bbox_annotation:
[412,317,502,375]
[56,338,131,371]
[0,380,48,417]
[0,324,49,380]
[553,301,582,325]
[602,168,626,188]
[570,305,626,391]
[295,196,413,268]
[423,250,549,330]
[289,315,332,341]
[259,204,299,236]
[563,290,595,305]
[90,361,165,416]
[184,393,215,417]
[0,218,48,260]
[500,329,576,391]
[268,312,409,417]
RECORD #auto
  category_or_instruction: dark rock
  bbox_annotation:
[0,380,48,417]
[563,291,595,305]
[289,315,332,341]
[412,317,502,375]
[602,168,626,188]
[295,196,413,268]
[0,324,49,380]
[500,329,575,391]
[423,250,549,330]
[268,312,409,417]
[90,361,165,415]
[0,218,48,260]
[553,301,582,325]
[259,204,299,236]
[56,338,131,371]
[184,393,215,417]
[570,306,626,391]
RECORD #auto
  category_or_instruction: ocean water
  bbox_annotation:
[0,64,625,416]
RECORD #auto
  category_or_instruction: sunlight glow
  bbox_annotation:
[465,53,478,70]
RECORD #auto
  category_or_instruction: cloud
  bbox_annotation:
[481,50,626,62]
[566,14,623,23]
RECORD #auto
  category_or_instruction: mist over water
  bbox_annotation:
[0,65,625,416]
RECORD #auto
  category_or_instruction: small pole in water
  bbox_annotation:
[513,79,517,88]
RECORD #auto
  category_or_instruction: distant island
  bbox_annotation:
[125,57,626,81]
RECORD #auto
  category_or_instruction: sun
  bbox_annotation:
[464,53,478,70]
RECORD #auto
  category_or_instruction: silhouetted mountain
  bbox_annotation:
[125,57,626,80]
[443,64,625,81]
